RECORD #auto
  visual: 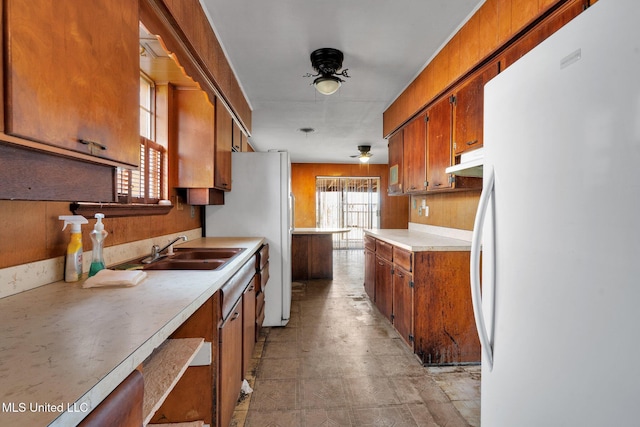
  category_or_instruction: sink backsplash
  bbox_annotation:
[0,228,202,299]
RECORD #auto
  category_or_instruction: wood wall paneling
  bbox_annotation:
[383,0,576,137]
[150,0,252,134]
[290,163,409,230]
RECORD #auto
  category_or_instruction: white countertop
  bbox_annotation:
[0,237,264,427]
[292,227,350,235]
[365,223,472,252]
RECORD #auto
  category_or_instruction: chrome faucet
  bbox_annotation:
[141,235,187,264]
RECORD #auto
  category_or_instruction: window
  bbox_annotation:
[116,74,167,204]
[316,177,380,249]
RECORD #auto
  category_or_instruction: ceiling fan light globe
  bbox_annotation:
[359,155,370,163]
[314,76,341,95]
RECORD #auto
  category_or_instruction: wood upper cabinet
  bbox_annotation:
[174,88,215,188]
[452,61,499,157]
[2,0,140,167]
[403,113,427,193]
[387,130,404,195]
[214,98,233,191]
[232,120,245,152]
[426,96,453,191]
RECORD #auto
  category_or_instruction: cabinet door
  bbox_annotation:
[403,114,427,193]
[218,299,243,427]
[426,96,453,191]
[175,89,215,188]
[387,130,404,195]
[242,278,256,378]
[4,0,139,166]
[453,62,499,156]
[374,256,393,321]
[364,248,376,301]
[392,266,413,349]
[214,99,233,191]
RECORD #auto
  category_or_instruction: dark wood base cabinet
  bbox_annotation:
[364,236,480,365]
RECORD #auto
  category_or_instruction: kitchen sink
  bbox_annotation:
[172,247,245,260]
[112,247,245,271]
[142,258,228,270]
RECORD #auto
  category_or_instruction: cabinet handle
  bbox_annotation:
[466,139,479,146]
[397,272,404,278]
[79,139,107,152]
[231,311,240,321]
[434,183,442,187]
[378,261,384,266]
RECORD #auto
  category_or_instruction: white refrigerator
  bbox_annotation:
[205,151,292,327]
[471,0,640,425]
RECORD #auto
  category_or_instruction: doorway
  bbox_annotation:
[316,176,380,249]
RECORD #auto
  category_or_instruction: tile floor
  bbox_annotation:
[232,249,480,426]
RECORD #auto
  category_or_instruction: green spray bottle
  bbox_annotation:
[89,213,108,277]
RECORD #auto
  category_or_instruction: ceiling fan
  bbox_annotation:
[304,48,350,95]
[351,145,373,163]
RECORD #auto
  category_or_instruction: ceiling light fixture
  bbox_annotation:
[304,48,350,95]
[350,145,373,163]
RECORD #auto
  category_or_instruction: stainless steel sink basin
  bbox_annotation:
[142,258,228,271]
[112,247,245,271]
[172,247,245,260]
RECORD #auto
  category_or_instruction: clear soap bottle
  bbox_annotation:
[89,213,108,277]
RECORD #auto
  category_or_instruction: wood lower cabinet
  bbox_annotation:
[392,265,413,349]
[374,255,394,322]
[365,235,480,365]
[242,276,257,377]
[413,251,480,365]
[219,298,243,427]
[3,0,140,167]
[79,370,143,427]
[292,234,334,280]
[364,236,376,301]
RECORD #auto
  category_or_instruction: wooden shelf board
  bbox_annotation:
[142,337,204,425]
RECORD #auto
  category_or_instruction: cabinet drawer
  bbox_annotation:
[258,262,269,293]
[256,243,269,271]
[220,256,256,320]
[376,240,393,261]
[393,247,412,272]
[364,235,376,251]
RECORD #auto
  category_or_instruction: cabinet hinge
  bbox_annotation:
[423,181,428,188]
[449,95,457,105]
[448,175,455,184]
[424,115,429,123]
[409,281,414,288]
[409,334,415,342]
[391,267,395,275]
[453,142,457,151]
[391,314,395,321]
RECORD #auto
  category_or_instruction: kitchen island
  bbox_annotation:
[364,224,480,365]
[0,237,264,427]
[291,228,350,280]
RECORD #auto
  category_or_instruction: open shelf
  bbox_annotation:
[142,338,204,425]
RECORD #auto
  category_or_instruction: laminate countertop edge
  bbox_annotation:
[364,228,472,252]
[0,237,265,427]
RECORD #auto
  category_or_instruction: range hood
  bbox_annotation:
[446,147,484,177]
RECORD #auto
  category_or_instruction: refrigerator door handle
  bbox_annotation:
[471,165,494,370]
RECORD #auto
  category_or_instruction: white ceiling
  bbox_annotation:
[199,0,485,164]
